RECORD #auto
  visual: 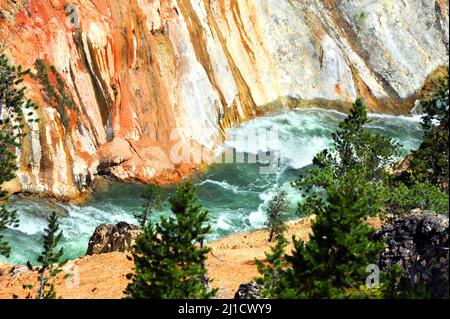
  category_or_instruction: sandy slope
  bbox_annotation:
[206,217,315,298]
[0,216,380,299]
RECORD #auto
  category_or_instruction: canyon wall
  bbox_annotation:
[0,0,448,200]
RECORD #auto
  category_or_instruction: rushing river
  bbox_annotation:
[1,108,424,264]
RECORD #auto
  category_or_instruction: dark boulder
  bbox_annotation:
[234,281,263,299]
[376,212,449,298]
[86,222,142,255]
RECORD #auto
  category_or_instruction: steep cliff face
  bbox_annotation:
[0,0,448,200]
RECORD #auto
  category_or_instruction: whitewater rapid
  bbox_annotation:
[2,108,423,264]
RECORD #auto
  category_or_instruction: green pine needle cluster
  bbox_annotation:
[408,72,449,191]
[24,212,67,299]
[125,182,217,299]
[297,100,399,219]
[265,190,288,242]
[35,59,74,129]
[134,184,167,228]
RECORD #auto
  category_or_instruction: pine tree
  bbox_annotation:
[125,182,217,299]
[257,173,384,298]
[409,72,449,191]
[265,190,288,242]
[389,71,449,215]
[324,99,400,180]
[255,235,288,298]
[286,173,384,298]
[134,184,167,228]
[26,212,67,299]
[297,99,400,217]
[0,53,38,257]
[385,181,449,215]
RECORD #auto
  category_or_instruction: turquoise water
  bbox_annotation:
[1,108,424,264]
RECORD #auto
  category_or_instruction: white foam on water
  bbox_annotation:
[307,107,423,122]
[368,112,423,122]
[224,109,340,170]
[214,214,233,232]
[10,214,47,236]
[248,182,278,228]
[198,179,248,194]
[58,204,136,243]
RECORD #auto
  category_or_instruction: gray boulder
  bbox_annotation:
[86,222,142,255]
[376,212,449,298]
[234,281,263,299]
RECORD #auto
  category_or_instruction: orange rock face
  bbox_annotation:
[0,0,447,200]
[0,0,258,200]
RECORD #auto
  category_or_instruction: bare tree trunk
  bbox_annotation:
[38,269,46,299]
[269,229,274,242]
[199,239,209,289]
[38,255,49,299]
